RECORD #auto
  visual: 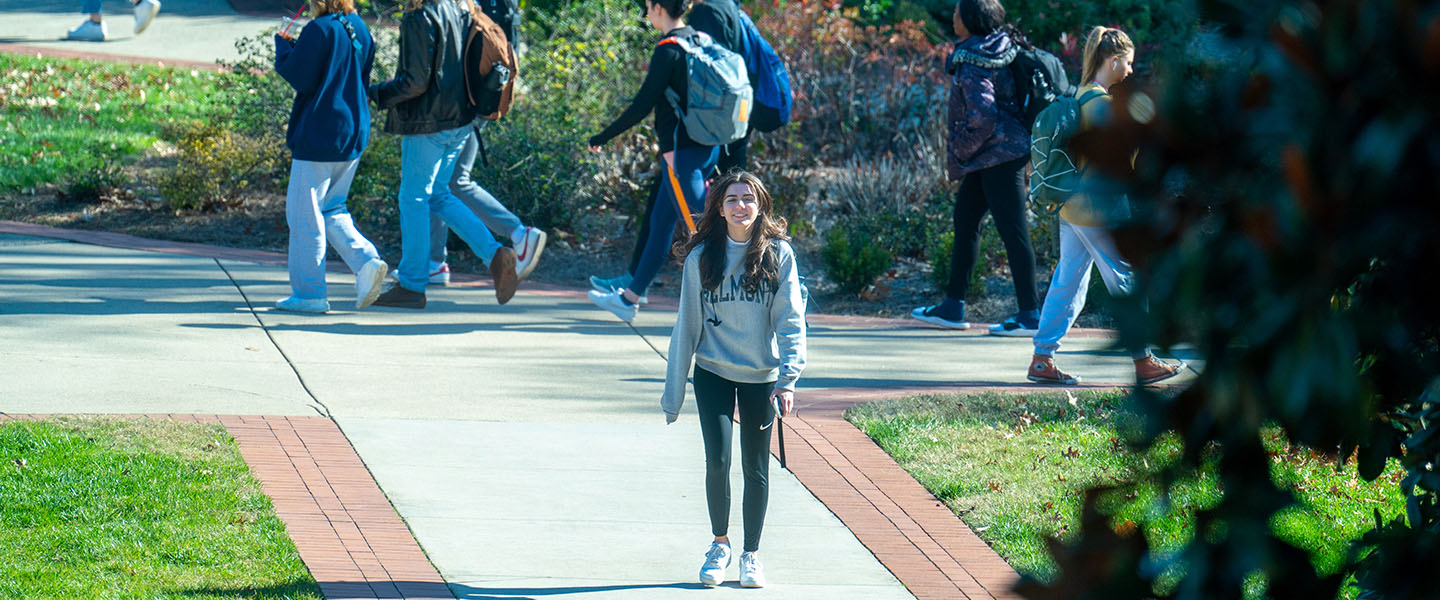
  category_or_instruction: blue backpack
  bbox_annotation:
[736,10,792,132]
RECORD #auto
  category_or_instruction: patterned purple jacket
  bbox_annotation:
[946,32,1029,181]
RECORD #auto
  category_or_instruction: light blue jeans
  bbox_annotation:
[396,125,502,292]
[1033,219,1150,359]
[285,159,381,300]
[427,125,524,268]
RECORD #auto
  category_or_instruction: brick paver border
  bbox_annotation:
[0,413,454,600]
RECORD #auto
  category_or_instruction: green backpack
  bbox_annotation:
[1028,89,1108,213]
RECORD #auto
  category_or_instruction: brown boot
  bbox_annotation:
[490,246,518,305]
[1027,354,1080,385]
[1135,356,1184,385]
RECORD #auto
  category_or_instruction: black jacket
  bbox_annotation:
[589,27,701,153]
[689,0,743,57]
[372,0,475,135]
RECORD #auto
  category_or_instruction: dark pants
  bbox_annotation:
[714,130,750,178]
[694,365,775,553]
[626,175,661,276]
[948,155,1038,311]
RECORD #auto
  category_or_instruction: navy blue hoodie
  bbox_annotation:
[274,13,375,162]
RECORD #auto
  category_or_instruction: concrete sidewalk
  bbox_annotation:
[0,228,1199,599]
[0,0,278,64]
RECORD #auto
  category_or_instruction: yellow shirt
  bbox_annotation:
[1058,82,1126,226]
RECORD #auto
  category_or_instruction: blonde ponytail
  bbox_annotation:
[1080,26,1135,85]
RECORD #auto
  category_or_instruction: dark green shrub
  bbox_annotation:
[1016,0,1440,598]
[901,0,1197,53]
[822,222,893,296]
[58,166,125,205]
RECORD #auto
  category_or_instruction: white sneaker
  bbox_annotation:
[588,273,647,303]
[910,304,970,329]
[738,551,765,588]
[388,263,450,286]
[275,296,329,314]
[588,288,637,323]
[133,0,161,34]
[512,226,547,280]
[698,542,731,587]
[66,20,107,41]
[355,258,387,310]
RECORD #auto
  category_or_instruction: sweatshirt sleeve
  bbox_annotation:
[589,45,680,147]
[373,11,435,109]
[274,24,326,95]
[770,243,807,391]
[662,251,704,420]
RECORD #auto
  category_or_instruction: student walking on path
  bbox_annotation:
[912,0,1040,336]
[663,170,806,589]
[401,126,548,286]
[272,0,387,314]
[1026,26,1182,386]
[587,0,721,323]
[370,0,519,309]
[67,0,161,41]
[587,0,746,302]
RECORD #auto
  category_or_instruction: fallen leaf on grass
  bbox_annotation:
[12,458,27,469]
[1062,447,1081,459]
[1115,519,1137,537]
[988,481,1003,492]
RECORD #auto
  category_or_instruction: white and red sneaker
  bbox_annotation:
[389,263,451,286]
[513,226,547,280]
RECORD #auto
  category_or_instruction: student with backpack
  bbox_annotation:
[271,0,388,314]
[590,0,787,300]
[402,0,546,287]
[1025,26,1183,386]
[369,0,520,309]
[663,170,806,589]
[587,0,746,323]
[912,0,1041,336]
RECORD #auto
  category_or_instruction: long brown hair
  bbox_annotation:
[311,0,355,16]
[675,170,790,294]
[1080,26,1134,85]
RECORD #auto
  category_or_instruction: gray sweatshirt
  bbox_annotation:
[662,238,807,421]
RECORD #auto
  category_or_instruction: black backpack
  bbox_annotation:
[1009,46,1075,125]
[475,0,519,44]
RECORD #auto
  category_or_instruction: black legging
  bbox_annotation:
[694,365,774,553]
[948,155,1038,311]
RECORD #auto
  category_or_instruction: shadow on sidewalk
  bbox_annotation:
[451,581,714,599]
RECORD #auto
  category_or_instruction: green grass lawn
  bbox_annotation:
[846,391,1406,593]
[0,417,323,600]
[0,53,225,191]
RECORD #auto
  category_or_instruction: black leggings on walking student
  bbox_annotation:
[694,365,775,553]
[948,155,1038,310]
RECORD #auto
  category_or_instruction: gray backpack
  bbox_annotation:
[660,33,752,147]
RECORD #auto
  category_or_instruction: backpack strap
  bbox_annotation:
[1076,88,1108,106]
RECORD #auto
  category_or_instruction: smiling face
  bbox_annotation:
[721,182,760,239]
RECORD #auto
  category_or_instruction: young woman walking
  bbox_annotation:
[272,0,387,314]
[587,0,721,323]
[663,171,806,588]
[912,0,1040,336]
[1026,26,1183,385]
